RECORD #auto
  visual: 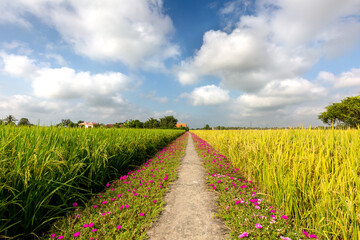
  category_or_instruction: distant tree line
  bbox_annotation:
[1,115,184,130]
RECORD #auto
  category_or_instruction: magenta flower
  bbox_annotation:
[51,234,56,238]
[73,232,80,237]
[238,232,249,238]
[213,186,217,190]
[125,204,129,208]
[102,201,107,204]
[93,205,97,208]
[255,223,262,229]
[92,229,97,232]
[72,202,78,207]
[280,237,292,240]
[153,200,157,203]
[58,236,64,239]
[83,223,89,228]
[117,225,121,230]
[89,222,94,227]
[139,213,145,216]
[310,234,318,239]
[281,215,288,220]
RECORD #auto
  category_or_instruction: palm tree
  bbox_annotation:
[4,115,18,125]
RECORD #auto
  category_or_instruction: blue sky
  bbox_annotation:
[0,0,360,128]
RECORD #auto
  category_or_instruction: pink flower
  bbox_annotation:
[72,202,78,207]
[280,237,291,240]
[281,215,288,220]
[255,223,262,229]
[270,210,275,213]
[102,201,107,204]
[73,232,80,237]
[117,225,121,230]
[93,205,97,208]
[139,213,145,216]
[310,234,318,239]
[58,236,64,239]
[153,200,157,203]
[125,204,129,208]
[238,232,249,238]
[92,229,97,232]
[89,222,94,227]
[51,234,56,238]
[83,224,89,228]
[213,186,217,190]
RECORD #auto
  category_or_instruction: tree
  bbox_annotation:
[18,118,31,126]
[159,116,178,129]
[3,115,18,125]
[203,124,211,130]
[144,118,160,129]
[318,95,360,128]
[59,119,76,128]
[122,120,144,128]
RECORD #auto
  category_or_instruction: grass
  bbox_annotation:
[192,129,360,239]
[0,126,184,239]
[41,133,188,239]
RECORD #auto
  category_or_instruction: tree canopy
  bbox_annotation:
[18,118,31,126]
[318,95,360,128]
[159,116,178,129]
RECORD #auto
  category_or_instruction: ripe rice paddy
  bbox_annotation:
[192,129,360,239]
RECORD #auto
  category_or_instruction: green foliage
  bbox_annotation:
[0,126,184,239]
[122,119,144,128]
[159,116,178,129]
[3,115,17,125]
[144,118,160,129]
[318,95,360,127]
[17,118,31,126]
[203,124,211,130]
[43,134,188,240]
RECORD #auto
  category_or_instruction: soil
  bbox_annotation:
[147,133,229,240]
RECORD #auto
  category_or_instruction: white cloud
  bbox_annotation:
[44,53,67,66]
[0,0,179,69]
[177,0,360,93]
[181,85,230,106]
[0,95,64,117]
[146,91,168,103]
[318,69,360,88]
[294,106,324,116]
[235,78,326,113]
[0,53,133,104]
[0,53,37,77]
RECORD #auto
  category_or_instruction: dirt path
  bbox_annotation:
[147,133,229,240]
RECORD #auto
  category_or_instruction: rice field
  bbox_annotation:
[0,125,184,239]
[192,129,360,239]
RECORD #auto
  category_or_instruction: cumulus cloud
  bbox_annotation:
[235,78,326,114]
[318,69,360,89]
[0,0,179,68]
[0,53,133,105]
[181,85,230,106]
[0,53,37,77]
[176,0,360,93]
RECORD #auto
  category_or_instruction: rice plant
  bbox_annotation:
[0,125,184,239]
[192,129,360,239]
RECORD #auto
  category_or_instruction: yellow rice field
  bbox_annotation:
[192,129,360,239]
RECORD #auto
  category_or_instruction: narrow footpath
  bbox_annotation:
[147,133,228,240]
